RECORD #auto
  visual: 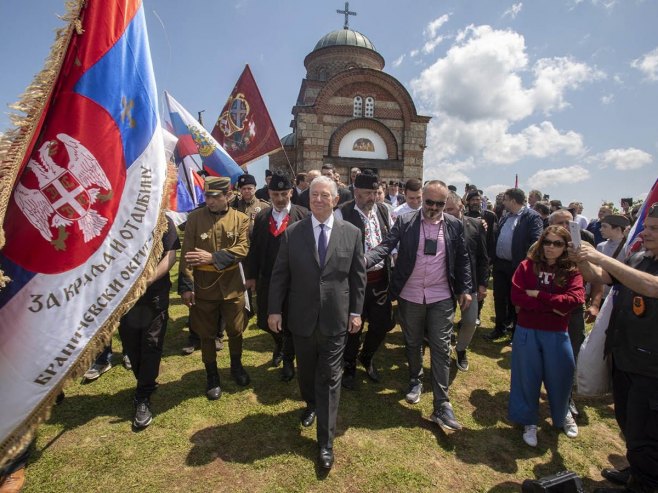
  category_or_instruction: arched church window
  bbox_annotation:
[318,67,327,81]
[353,96,363,117]
[365,97,375,118]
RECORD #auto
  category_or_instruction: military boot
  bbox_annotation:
[230,355,250,387]
[204,362,222,400]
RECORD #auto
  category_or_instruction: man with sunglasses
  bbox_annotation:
[573,202,658,493]
[366,180,472,431]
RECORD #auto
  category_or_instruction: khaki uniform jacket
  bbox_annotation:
[178,207,249,301]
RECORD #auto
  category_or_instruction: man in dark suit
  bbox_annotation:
[255,169,272,201]
[366,180,472,431]
[268,176,366,470]
[245,172,309,381]
[486,187,543,340]
[321,163,352,205]
[385,180,405,208]
[336,172,395,389]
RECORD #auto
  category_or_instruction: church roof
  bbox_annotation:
[313,29,377,53]
[280,132,296,147]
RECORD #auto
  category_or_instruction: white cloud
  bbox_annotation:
[421,14,450,55]
[410,49,419,58]
[484,184,510,198]
[601,93,614,104]
[392,54,405,67]
[502,3,523,19]
[527,166,590,189]
[631,47,658,81]
[592,148,653,170]
[571,0,617,10]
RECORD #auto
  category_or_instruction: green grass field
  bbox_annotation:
[22,284,625,492]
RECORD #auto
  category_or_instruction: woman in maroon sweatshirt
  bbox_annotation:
[508,225,585,447]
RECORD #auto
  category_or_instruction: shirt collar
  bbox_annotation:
[273,202,292,214]
[354,203,375,219]
[422,212,444,225]
[312,213,334,230]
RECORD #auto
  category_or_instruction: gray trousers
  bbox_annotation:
[456,293,478,352]
[398,298,455,411]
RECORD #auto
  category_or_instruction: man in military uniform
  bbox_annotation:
[178,176,250,400]
[231,173,269,234]
[574,203,658,493]
[335,171,394,389]
[245,171,309,381]
[255,169,272,201]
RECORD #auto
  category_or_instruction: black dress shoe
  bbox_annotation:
[280,361,295,382]
[318,447,334,469]
[484,328,507,340]
[341,371,356,390]
[300,408,316,427]
[231,365,250,387]
[601,467,631,485]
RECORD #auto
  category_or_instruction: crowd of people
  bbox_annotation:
[2,165,656,492]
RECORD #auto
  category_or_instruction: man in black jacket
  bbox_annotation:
[245,172,309,381]
[486,188,543,340]
[336,172,394,389]
[366,180,472,431]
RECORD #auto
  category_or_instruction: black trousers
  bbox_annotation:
[612,364,658,490]
[293,330,346,449]
[568,305,586,361]
[118,302,168,399]
[344,278,394,369]
[257,282,295,363]
[493,259,517,331]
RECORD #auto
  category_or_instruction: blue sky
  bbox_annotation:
[1,0,657,218]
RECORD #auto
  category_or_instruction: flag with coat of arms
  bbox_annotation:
[0,0,168,465]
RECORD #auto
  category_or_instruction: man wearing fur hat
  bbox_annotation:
[178,176,251,400]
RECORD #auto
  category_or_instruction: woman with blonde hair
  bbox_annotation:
[508,225,585,446]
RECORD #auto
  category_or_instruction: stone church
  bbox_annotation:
[269,18,430,183]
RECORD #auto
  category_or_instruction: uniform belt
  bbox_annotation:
[194,264,239,273]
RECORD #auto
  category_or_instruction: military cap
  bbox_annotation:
[204,176,231,196]
[354,172,379,190]
[265,169,273,177]
[601,214,630,228]
[237,173,257,188]
[447,185,457,192]
[268,171,293,190]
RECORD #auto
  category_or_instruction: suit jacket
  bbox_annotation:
[385,193,405,207]
[337,186,352,206]
[297,188,310,209]
[268,216,366,336]
[462,216,489,290]
[366,210,472,300]
[494,207,544,267]
[245,204,309,282]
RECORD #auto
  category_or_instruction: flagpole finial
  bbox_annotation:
[336,2,357,30]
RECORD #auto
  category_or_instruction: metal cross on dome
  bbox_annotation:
[336,2,357,29]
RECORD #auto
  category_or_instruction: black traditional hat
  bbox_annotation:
[237,173,257,188]
[268,171,293,190]
[354,172,379,190]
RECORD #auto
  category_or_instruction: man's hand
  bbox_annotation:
[526,289,539,298]
[477,285,487,301]
[185,248,213,267]
[268,314,282,333]
[182,291,195,307]
[245,279,256,292]
[458,293,472,311]
[585,304,599,323]
[481,218,488,232]
[569,241,602,265]
[348,315,362,334]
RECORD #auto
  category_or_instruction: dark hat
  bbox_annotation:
[268,171,293,190]
[466,190,481,201]
[237,173,257,188]
[354,173,379,190]
[265,169,273,177]
[601,214,630,228]
[204,176,231,196]
[649,202,658,219]
[447,185,457,192]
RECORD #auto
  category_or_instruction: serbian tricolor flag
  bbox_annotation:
[167,160,206,226]
[625,177,658,255]
[0,1,168,464]
[164,91,243,184]
[211,64,280,165]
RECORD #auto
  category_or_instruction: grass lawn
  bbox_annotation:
[23,277,624,492]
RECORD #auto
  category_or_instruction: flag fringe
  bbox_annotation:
[0,0,83,286]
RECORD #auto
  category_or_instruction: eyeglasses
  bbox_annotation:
[425,199,446,207]
[542,239,566,248]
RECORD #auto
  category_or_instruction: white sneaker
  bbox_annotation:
[83,362,111,381]
[523,425,538,447]
[563,411,579,438]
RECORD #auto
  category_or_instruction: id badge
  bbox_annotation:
[424,239,438,256]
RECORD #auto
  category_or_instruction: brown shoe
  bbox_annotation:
[0,467,26,493]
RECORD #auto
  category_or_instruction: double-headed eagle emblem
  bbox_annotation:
[14,133,113,250]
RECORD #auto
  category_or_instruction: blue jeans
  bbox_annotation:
[508,325,575,427]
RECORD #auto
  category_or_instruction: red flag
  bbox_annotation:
[211,65,280,165]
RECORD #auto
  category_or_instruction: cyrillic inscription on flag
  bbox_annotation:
[211,64,280,165]
[0,0,167,461]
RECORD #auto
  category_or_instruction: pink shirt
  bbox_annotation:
[399,215,452,304]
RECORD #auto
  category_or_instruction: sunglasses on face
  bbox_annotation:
[542,239,566,248]
[425,199,446,207]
